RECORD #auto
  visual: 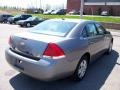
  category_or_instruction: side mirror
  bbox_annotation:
[105,31,110,34]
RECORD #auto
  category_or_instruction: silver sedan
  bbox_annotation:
[5,19,113,81]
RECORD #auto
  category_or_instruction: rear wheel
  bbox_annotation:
[74,56,88,81]
[26,23,31,27]
[4,20,7,23]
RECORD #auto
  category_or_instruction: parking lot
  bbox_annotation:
[0,24,120,90]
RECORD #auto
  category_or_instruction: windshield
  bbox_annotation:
[29,20,77,37]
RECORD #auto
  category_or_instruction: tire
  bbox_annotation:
[26,23,31,27]
[4,20,7,23]
[9,22,12,24]
[20,25,23,27]
[106,41,113,54]
[73,56,88,81]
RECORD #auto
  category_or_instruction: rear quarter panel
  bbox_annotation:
[55,37,89,72]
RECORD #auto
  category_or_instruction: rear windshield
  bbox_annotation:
[29,20,77,36]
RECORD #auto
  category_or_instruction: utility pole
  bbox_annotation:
[80,0,84,19]
[40,0,42,9]
[105,0,107,6]
[36,0,37,9]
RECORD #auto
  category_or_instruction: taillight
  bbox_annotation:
[43,43,65,59]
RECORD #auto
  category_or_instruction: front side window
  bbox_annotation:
[95,23,105,35]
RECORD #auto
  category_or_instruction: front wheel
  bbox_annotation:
[20,25,23,27]
[73,56,88,81]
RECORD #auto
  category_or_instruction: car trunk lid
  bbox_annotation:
[10,32,65,60]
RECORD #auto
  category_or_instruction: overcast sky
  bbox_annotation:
[0,0,67,9]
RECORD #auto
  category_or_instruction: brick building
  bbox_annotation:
[67,0,120,16]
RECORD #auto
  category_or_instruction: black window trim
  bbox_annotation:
[81,22,99,38]
[94,23,107,35]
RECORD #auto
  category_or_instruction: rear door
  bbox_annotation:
[84,23,105,60]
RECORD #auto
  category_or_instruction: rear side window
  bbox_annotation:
[2,15,6,17]
[85,23,98,37]
[4,15,10,17]
[22,15,26,18]
[29,20,77,37]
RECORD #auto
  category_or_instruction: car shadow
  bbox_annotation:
[9,50,119,90]
[18,26,32,28]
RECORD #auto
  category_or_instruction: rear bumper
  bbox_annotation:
[5,48,74,81]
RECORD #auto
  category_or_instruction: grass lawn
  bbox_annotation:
[32,14,120,23]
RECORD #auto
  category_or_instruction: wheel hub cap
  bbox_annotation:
[78,60,87,78]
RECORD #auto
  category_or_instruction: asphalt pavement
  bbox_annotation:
[0,24,120,90]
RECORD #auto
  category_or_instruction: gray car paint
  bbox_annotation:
[5,19,113,81]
